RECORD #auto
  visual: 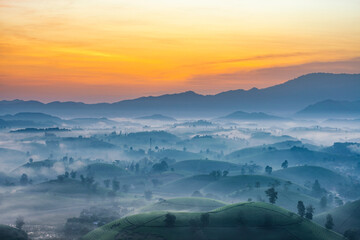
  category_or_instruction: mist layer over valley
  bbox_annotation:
[1,74,360,240]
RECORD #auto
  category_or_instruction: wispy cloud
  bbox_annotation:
[187,57,360,90]
[183,52,315,67]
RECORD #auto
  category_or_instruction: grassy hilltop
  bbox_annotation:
[82,202,342,240]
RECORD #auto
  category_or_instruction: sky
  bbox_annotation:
[0,0,360,103]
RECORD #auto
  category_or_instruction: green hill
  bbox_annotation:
[226,146,358,167]
[79,163,127,179]
[0,224,28,240]
[141,197,226,212]
[159,174,217,194]
[29,178,109,195]
[314,199,360,236]
[202,174,309,195]
[82,202,342,240]
[228,187,320,213]
[273,166,349,191]
[170,159,241,174]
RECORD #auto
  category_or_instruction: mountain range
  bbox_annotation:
[297,99,360,117]
[1,73,359,117]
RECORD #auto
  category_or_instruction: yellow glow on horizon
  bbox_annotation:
[0,0,360,101]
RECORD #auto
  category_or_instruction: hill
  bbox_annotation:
[202,175,309,195]
[159,174,218,195]
[2,73,360,117]
[314,199,360,237]
[170,159,242,174]
[0,224,28,240]
[82,202,343,240]
[220,111,284,120]
[228,187,320,213]
[226,146,359,167]
[273,166,349,191]
[141,197,226,212]
[136,114,176,121]
[298,99,360,117]
[0,112,62,123]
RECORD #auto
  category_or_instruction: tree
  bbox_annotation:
[281,160,288,169]
[15,216,25,230]
[192,190,203,197]
[112,179,120,192]
[320,196,327,209]
[265,187,278,204]
[255,181,261,188]
[312,180,323,197]
[145,190,153,201]
[297,201,305,217]
[122,184,130,193]
[70,170,77,179]
[305,205,315,220]
[222,170,229,177]
[103,179,110,188]
[20,173,28,186]
[200,213,210,227]
[164,213,176,227]
[265,166,272,175]
[152,161,169,173]
[325,214,334,230]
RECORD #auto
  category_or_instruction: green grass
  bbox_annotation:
[202,174,309,195]
[314,199,360,234]
[140,197,226,212]
[82,202,343,240]
[159,174,217,194]
[273,166,349,190]
[170,159,242,174]
[228,187,320,213]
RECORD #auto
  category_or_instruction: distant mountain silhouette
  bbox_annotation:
[0,112,62,123]
[220,111,284,120]
[136,114,176,121]
[298,99,360,117]
[1,73,360,117]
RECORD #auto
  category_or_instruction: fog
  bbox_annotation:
[0,112,360,240]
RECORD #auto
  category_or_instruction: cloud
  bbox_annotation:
[183,52,315,67]
[187,57,360,91]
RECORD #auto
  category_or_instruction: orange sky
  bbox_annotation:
[1,0,360,102]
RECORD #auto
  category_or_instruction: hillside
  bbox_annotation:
[298,99,360,117]
[136,114,176,121]
[202,175,309,195]
[2,73,360,117]
[140,197,226,212]
[226,146,359,167]
[314,200,360,236]
[220,111,284,120]
[82,202,343,240]
[273,166,349,191]
[170,159,242,174]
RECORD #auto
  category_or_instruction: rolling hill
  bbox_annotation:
[136,114,176,121]
[298,99,360,117]
[314,199,360,236]
[170,159,242,174]
[273,166,349,191]
[82,202,343,240]
[220,111,284,120]
[140,197,226,212]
